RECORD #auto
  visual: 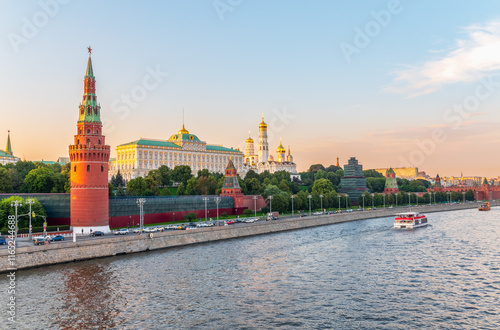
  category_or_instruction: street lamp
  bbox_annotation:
[215,197,221,221]
[252,195,258,218]
[26,199,35,240]
[308,195,312,216]
[433,192,436,205]
[395,193,398,207]
[447,191,451,204]
[345,194,349,210]
[416,193,418,207]
[10,200,22,243]
[319,194,323,213]
[268,195,273,214]
[383,194,386,209]
[371,194,374,209]
[462,191,466,204]
[173,212,175,222]
[362,194,365,210]
[202,197,209,221]
[338,195,341,211]
[136,198,146,233]
[475,190,479,201]
[290,195,295,216]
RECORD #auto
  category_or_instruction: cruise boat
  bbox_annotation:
[478,202,490,211]
[394,212,428,229]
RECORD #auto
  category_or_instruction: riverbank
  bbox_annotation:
[1,201,496,273]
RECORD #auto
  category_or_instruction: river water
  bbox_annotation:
[3,207,499,329]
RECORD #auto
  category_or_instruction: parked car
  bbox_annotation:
[89,231,104,237]
[0,236,6,245]
[132,227,142,233]
[50,235,65,241]
[33,236,50,245]
[226,220,235,225]
[114,229,129,235]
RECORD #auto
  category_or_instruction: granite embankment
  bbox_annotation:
[1,202,496,273]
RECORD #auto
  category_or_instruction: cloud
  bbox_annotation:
[385,21,500,97]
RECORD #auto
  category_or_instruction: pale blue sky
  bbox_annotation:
[1,1,500,176]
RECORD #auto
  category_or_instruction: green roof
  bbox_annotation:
[207,145,241,153]
[0,150,15,158]
[118,139,182,148]
[168,133,201,142]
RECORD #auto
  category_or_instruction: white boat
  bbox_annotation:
[394,212,428,229]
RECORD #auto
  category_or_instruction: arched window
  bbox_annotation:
[77,139,79,145]
[87,129,90,134]
[87,138,90,145]
[98,139,101,145]
[101,165,104,172]
[74,166,76,172]
[87,165,90,172]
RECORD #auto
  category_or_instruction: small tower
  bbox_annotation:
[245,132,256,165]
[336,157,339,167]
[221,159,242,196]
[383,167,399,194]
[287,146,293,162]
[69,47,111,233]
[435,174,441,187]
[276,138,286,162]
[258,114,269,163]
[5,130,12,155]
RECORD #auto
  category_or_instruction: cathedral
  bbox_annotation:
[242,115,300,180]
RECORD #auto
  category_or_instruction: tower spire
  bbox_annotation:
[6,130,12,155]
[86,46,94,78]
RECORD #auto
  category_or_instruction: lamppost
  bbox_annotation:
[462,191,466,204]
[416,193,418,207]
[173,212,175,222]
[371,194,374,209]
[383,194,386,209]
[26,199,35,240]
[362,194,365,210]
[136,198,146,233]
[268,195,273,214]
[252,195,258,218]
[338,195,341,211]
[308,195,312,216]
[429,193,432,206]
[11,200,22,243]
[395,193,398,207]
[447,191,451,204]
[290,195,295,216]
[202,197,209,221]
[319,194,323,213]
[433,192,436,205]
[345,194,349,210]
[215,197,221,221]
[475,190,479,202]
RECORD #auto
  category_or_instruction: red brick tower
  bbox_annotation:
[69,47,111,233]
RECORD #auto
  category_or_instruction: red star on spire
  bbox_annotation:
[87,46,92,55]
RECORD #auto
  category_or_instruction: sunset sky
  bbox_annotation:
[1,1,500,177]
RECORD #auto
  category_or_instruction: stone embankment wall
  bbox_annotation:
[1,202,496,273]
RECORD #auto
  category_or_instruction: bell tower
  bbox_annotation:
[69,47,111,233]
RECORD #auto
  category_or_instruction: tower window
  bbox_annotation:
[87,165,90,172]
[98,139,101,145]
[74,166,76,172]
[101,165,104,172]
[87,138,90,145]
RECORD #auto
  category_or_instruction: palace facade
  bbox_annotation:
[109,124,243,182]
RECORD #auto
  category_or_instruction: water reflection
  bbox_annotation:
[55,262,119,329]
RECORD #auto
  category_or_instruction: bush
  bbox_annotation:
[183,212,197,221]
[18,225,70,234]
[242,209,253,216]
[221,212,228,219]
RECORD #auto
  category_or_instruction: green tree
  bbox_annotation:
[108,182,115,197]
[23,167,62,193]
[171,165,193,186]
[242,209,253,216]
[194,176,218,195]
[244,177,261,195]
[263,184,282,198]
[110,170,125,188]
[183,212,197,221]
[366,177,386,193]
[127,177,148,196]
[312,178,334,194]
[0,196,47,230]
[184,177,197,195]
[363,169,384,178]
[0,167,13,193]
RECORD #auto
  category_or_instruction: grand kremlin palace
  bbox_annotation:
[109,124,243,181]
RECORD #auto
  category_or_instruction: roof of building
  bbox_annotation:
[0,150,15,158]
[206,145,240,153]
[118,139,182,148]
[168,133,201,142]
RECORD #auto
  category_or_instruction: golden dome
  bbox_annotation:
[178,124,189,134]
[276,139,286,153]
[259,114,267,129]
[246,132,254,143]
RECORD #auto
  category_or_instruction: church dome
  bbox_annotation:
[276,140,286,154]
[246,132,253,143]
[178,124,189,135]
[259,115,267,129]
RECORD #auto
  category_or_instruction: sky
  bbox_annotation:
[1,0,500,177]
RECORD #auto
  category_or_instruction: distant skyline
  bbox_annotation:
[1,1,500,176]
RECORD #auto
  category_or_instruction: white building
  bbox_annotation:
[109,124,243,182]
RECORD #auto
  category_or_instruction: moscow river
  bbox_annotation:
[3,207,499,329]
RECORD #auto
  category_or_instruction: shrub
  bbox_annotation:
[183,212,197,221]
[221,212,228,219]
[242,209,253,216]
